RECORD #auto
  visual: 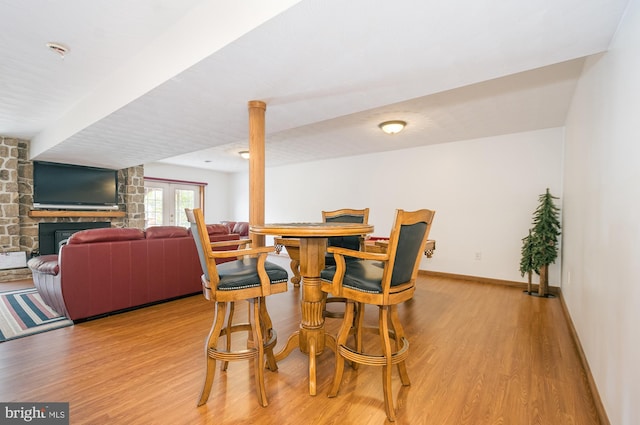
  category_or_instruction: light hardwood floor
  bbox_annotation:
[0,270,600,424]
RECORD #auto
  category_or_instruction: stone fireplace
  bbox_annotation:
[0,137,147,281]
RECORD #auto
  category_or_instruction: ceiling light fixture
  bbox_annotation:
[46,42,69,58]
[239,150,250,159]
[378,120,407,135]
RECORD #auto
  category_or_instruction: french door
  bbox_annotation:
[144,180,203,228]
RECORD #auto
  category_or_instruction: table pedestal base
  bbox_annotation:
[252,224,374,397]
[273,237,336,395]
[275,328,337,395]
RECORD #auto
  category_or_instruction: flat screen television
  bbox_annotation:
[33,161,119,210]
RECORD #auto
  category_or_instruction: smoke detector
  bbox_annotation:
[46,42,69,58]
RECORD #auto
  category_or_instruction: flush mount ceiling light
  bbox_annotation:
[378,120,407,135]
[46,42,69,58]
[239,150,250,159]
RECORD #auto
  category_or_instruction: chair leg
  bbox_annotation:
[198,302,227,406]
[324,294,361,359]
[328,300,355,398]
[323,294,349,319]
[259,296,274,330]
[259,298,279,372]
[350,302,365,370]
[389,305,411,386]
[251,298,268,407]
[379,306,396,422]
[222,302,235,372]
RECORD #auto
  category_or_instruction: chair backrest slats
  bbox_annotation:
[189,222,210,281]
[383,209,435,292]
[391,222,427,285]
[322,208,370,251]
[185,208,218,286]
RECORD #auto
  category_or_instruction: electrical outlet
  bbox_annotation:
[474,252,482,261]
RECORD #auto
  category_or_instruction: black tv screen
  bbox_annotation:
[33,161,118,209]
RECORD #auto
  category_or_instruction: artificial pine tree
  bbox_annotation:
[519,229,536,294]
[527,188,562,297]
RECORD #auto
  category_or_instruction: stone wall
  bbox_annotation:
[0,138,24,280]
[120,165,146,230]
[0,137,145,281]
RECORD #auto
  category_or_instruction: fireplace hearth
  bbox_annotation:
[38,222,111,255]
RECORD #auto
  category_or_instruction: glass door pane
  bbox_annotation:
[174,187,197,227]
[144,181,202,228]
[144,187,164,226]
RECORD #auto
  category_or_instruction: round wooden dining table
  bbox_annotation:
[250,222,374,395]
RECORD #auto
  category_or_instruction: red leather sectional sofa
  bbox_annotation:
[27,223,246,322]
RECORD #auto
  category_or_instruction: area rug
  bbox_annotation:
[0,288,73,343]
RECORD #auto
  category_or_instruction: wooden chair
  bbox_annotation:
[320,209,435,421]
[321,208,369,318]
[186,208,289,408]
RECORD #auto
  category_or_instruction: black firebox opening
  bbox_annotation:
[38,222,111,255]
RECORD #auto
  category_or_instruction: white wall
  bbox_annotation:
[143,162,234,223]
[231,127,564,283]
[562,0,640,423]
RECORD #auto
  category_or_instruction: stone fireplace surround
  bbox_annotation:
[0,137,146,281]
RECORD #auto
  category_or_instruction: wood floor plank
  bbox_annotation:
[0,275,600,424]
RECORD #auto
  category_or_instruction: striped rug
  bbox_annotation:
[0,288,73,343]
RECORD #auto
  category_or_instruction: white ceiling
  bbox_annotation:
[0,0,630,172]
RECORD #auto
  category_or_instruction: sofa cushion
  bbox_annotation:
[206,224,229,235]
[220,221,234,233]
[68,228,145,244]
[209,233,241,243]
[27,254,60,276]
[145,226,189,239]
[232,222,249,236]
